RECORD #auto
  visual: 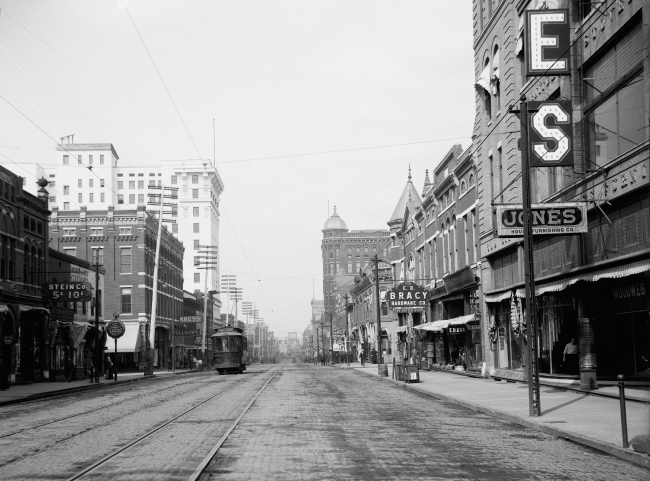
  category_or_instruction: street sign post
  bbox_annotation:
[106,313,124,382]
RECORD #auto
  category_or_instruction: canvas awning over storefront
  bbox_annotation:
[515,258,650,297]
[71,321,90,349]
[484,290,513,303]
[115,323,142,353]
[475,64,490,93]
[395,325,408,333]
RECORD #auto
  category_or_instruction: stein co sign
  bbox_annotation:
[385,282,427,312]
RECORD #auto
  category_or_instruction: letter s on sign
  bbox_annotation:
[532,104,570,164]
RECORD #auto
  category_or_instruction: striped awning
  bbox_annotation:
[516,258,650,297]
[484,290,513,303]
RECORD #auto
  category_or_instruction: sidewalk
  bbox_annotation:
[339,362,650,470]
[0,368,194,407]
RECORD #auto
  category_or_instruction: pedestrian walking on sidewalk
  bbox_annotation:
[87,360,95,383]
[105,356,113,380]
[360,347,365,367]
[64,352,73,383]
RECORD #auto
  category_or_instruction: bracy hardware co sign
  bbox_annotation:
[496,203,588,237]
[385,282,427,312]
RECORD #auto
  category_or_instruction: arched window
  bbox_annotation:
[38,249,43,284]
[23,245,29,284]
[469,173,475,186]
[492,45,500,111]
[484,57,492,118]
[372,245,377,257]
[460,180,467,194]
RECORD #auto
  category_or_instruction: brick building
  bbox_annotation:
[49,205,184,371]
[474,0,649,385]
[0,166,50,386]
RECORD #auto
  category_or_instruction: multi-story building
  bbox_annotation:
[321,207,391,355]
[49,205,184,371]
[28,143,223,309]
[0,166,50,386]
[474,0,649,386]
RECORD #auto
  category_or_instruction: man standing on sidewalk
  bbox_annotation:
[563,338,579,374]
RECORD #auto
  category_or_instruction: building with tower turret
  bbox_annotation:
[321,207,390,359]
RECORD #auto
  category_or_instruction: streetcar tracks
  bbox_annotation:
[188,365,283,481]
[64,366,279,481]
[0,370,262,440]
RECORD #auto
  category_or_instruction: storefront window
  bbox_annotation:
[494,301,523,370]
[537,294,577,375]
[466,323,482,369]
[447,326,466,366]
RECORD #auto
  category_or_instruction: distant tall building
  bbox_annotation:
[22,142,224,302]
[321,206,390,332]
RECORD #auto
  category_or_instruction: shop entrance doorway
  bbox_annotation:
[607,310,650,378]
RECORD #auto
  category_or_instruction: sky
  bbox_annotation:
[0,0,475,335]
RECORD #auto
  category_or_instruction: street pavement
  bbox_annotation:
[345,362,650,469]
[0,363,647,480]
[202,364,648,480]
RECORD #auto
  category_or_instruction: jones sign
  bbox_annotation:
[496,203,588,237]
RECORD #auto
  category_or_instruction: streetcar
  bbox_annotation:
[211,327,248,374]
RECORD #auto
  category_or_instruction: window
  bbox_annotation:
[63,247,77,258]
[149,180,155,186]
[89,179,93,188]
[138,194,144,204]
[49,196,56,202]
[100,155,104,165]
[63,228,76,236]
[63,186,69,195]
[91,246,104,265]
[192,174,199,184]
[78,193,83,203]
[172,224,178,233]
[63,202,70,210]
[585,22,645,167]
[118,194,124,204]
[194,272,200,282]
[89,155,93,165]
[194,256,200,266]
[100,193,105,203]
[193,223,199,233]
[171,175,177,184]
[118,181,124,189]
[129,181,135,189]
[78,155,82,165]
[484,58,491,119]
[121,287,132,314]
[192,189,199,199]
[460,180,466,195]
[119,227,132,235]
[63,155,69,165]
[120,247,132,273]
[138,180,144,189]
[90,227,103,236]
[193,207,199,217]
[78,179,82,188]
[194,239,200,250]
[89,193,94,203]
[100,179,105,187]
[127,194,133,204]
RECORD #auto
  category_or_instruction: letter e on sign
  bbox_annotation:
[525,9,570,76]
[529,100,573,167]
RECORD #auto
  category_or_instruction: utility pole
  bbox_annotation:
[345,293,350,368]
[316,327,320,365]
[374,255,383,367]
[146,185,177,376]
[518,100,541,416]
[94,259,100,383]
[321,322,326,365]
[329,309,333,365]
[198,245,218,363]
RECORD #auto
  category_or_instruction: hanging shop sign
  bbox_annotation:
[106,320,126,339]
[50,306,74,322]
[448,326,466,335]
[385,282,427,312]
[525,9,570,77]
[528,100,573,167]
[42,282,92,302]
[496,202,587,237]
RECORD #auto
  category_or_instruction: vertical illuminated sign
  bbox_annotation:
[525,9,570,76]
[528,100,573,167]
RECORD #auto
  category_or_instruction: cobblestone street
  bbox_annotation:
[0,364,647,480]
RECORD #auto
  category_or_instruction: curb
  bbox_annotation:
[0,370,195,408]
[350,367,650,471]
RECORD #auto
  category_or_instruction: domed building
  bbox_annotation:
[319,206,391,360]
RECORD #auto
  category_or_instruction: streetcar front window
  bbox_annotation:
[214,338,222,351]
[222,338,229,351]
